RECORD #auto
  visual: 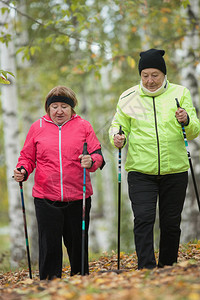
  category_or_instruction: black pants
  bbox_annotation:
[34,197,91,280]
[128,171,188,270]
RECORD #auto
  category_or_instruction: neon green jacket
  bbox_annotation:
[109,81,200,175]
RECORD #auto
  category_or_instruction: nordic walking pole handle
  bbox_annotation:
[82,142,88,155]
[118,125,123,150]
[175,98,185,126]
[119,125,122,135]
[175,98,180,108]
[17,167,23,188]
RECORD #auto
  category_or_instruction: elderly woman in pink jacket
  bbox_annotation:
[13,85,105,279]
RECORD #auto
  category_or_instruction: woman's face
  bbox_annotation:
[141,68,165,92]
[49,102,72,125]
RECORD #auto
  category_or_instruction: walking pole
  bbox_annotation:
[81,142,88,276]
[97,128,125,275]
[117,125,122,270]
[18,178,32,279]
[175,98,200,212]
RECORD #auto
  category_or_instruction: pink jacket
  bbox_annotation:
[16,114,104,202]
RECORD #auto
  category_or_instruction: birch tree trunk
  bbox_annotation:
[179,0,200,243]
[0,2,25,267]
[16,0,39,264]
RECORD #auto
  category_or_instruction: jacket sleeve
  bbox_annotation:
[109,100,131,148]
[85,122,105,172]
[178,88,200,140]
[16,124,37,179]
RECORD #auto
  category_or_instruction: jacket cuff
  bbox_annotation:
[90,149,105,170]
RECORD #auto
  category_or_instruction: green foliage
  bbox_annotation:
[181,0,191,8]
[0,34,12,47]
[10,0,195,92]
[16,46,41,61]
[0,76,10,84]
[0,70,15,84]
[0,6,9,15]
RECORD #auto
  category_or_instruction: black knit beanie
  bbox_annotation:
[138,49,167,75]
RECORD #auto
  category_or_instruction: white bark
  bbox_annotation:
[0,2,26,267]
[16,0,39,264]
[179,0,200,243]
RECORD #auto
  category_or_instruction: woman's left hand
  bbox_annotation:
[79,154,93,169]
[175,108,188,124]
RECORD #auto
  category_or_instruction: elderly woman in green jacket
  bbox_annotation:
[109,49,200,270]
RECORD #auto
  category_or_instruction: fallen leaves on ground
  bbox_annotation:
[1,241,200,300]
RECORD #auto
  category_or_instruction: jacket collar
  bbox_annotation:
[139,78,169,97]
[42,113,79,124]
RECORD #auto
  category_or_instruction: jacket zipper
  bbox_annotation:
[59,126,64,201]
[58,120,73,201]
[152,97,160,175]
[43,116,78,201]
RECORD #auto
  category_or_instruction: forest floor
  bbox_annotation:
[1,241,200,300]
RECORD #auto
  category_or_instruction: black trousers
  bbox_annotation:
[34,197,91,280]
[128,171,188,270]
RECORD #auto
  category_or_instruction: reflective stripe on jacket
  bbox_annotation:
[17,114,103,201]
[109,82,200,175]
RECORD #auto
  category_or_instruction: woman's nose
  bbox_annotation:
[147,76,153,83]
[57,108,63,113]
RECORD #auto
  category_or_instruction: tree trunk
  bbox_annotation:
[179,0,200,243]
[0,2,26,267]
[16,0,39,265]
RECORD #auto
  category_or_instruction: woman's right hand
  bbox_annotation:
[114,134,125,148]
[13,168,26,182]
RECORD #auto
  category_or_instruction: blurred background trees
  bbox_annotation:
[0,0,200,268]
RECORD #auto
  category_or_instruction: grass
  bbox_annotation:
[0,233,10,272]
